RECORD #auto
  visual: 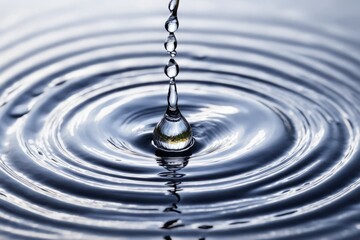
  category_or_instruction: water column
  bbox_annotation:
[153,0,194,151]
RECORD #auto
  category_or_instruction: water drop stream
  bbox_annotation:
[153,0,194,152]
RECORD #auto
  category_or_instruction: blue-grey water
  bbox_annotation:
[0,1,360,239]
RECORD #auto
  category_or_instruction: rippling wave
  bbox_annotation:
[0,1,360,239]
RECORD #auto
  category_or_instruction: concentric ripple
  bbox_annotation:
[0,1,360,239]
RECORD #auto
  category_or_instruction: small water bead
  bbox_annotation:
[164,59,179,78]
[164,33,177,52]
[165,14,179,33]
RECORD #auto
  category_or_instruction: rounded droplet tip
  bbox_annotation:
[153,112,194,152]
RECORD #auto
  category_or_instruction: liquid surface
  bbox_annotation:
[0,1,360,239]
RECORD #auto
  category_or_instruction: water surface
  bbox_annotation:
[0,1,360,239]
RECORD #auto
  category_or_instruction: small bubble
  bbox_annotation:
[164,59,179,78]
[165,14,179,33]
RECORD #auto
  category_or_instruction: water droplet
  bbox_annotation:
[165,14,179,33]
[164,33,177,52]
[165,59,179,78]
[153,109,193,152]
[168,0,179,12]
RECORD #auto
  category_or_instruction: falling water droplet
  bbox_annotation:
[153,77,193,151]
[153,0,193,152]
[164,59,179,78]
[165,33,177,53]
[165,14,179,33]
